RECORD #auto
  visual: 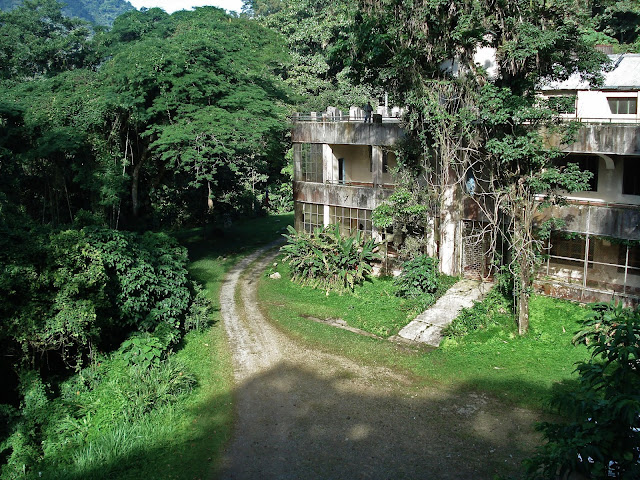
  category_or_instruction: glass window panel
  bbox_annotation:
[607,97,638,115]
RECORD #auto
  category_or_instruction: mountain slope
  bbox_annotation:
[0,0,135,26]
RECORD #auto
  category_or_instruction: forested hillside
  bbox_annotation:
[1,0,638,477]
[0,1,290,477]
[0,0,134,26]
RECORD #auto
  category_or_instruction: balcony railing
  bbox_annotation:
[558,114,640,124]
[325,179,396,189]
[291,111,403,124]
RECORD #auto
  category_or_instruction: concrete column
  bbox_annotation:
[424,216,438,258]
[323,144,335,183]
[322,144,333,228]
[371,145,383,187]
[293,143,302,182]
[324,204,331,227]
[439,170,459,276]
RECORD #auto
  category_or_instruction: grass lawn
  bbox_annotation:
[264,260,456,338]
[259,259,591,411]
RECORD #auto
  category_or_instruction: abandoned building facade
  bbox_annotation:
[291,54,640,306]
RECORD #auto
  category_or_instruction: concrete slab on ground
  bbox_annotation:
[396,279,493,347]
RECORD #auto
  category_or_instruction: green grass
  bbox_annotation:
[264,260,456,338]
[33,213,294,480]
[39,327,234,480]
[259,264,591,410]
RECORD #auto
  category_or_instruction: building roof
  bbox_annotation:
[541,54,640,91]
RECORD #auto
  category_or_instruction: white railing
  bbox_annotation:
[291,112,403,124]
[558,114,640,124]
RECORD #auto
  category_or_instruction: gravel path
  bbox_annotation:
[216,243,541,480]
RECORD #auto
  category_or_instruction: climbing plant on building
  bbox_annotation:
[343,0,607,334]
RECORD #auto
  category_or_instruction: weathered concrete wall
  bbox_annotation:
[533,280,638,307]
[292,122,403,146]
[293,182,393,210]
[548,124,640,155]
[535,203,640,240]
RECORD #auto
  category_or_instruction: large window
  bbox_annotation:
[297,202,324,233]
[299,143,323,183]
[623,158,640,195]
[544,234,640,296]
[607,97,637,115]
[329,206,372,237]
[549,233,593,266]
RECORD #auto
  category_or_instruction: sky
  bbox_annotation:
[127,0,245,14]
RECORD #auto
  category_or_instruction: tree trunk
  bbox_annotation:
[513,217,530,335]
[131,158,143,218]
[207,181,214,212]
[517,264,530,335]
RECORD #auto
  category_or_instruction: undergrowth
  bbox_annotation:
[266,258,455,337]
[1,213,292,480]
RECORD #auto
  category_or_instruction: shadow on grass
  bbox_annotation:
[177,213,293,263]
[52,360,553,480]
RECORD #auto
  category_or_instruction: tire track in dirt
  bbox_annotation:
[219,241,284,382]
[217,242,543,480]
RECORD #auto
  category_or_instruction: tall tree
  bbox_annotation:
[97,6,290,224]
[0,0,135,26]
[0,0,93,80]
[244,0,375,111]
[347,0,607,333]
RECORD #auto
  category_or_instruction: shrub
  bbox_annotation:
[526,302,640,480]
[183,284,212,332]
[281,224,379,292]
[120,335,165,370]
[394,255,439,298]
[121,360,197,418]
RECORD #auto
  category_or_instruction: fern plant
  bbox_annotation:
[281,224,379,292]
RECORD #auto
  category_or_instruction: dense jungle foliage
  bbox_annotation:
[0,1,290,477]
[1,0,638,477]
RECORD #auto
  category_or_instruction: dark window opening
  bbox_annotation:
[558,154,599,192]
[338,158,345,184]
[382,151,388,173]
[607,97,637,115]
[623,158,640,195]
[550,234,594,265]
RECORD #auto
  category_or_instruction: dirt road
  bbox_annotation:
[216,243,541,480]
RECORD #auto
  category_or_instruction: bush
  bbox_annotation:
[121,360,197,418]
[526,302,640,480]
[281,224,379,292]
[120,335,165,370]
[394,255,439,298]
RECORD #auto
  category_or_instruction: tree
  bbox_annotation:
[593,0,640,48]
[0,0,135,26]
[97,7,290,224]
[0,0,93,80]
[244,0,376,111]
[347,0,607,333]
[527,303,640,479]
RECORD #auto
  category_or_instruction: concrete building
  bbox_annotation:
[291,54,640,305]
[536,54,640,304]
